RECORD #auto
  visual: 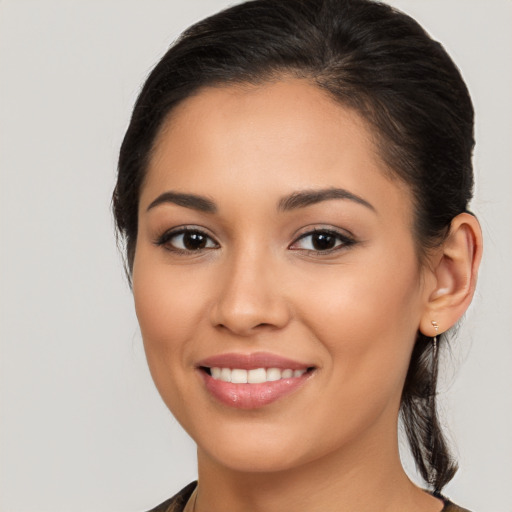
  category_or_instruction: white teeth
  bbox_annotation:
[231,369,248,383]
[209,366,308,383]
[266,368,282,381]
[247,368,267,384]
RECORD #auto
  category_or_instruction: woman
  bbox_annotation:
[113,0,482,510]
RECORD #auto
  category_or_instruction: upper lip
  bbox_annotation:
[196,352,314,370]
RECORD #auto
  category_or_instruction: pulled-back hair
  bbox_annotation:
[113,0,474,492]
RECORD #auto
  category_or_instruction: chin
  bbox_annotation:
[202,441,310,474]
[192,416,343,475]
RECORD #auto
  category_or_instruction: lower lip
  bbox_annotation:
[200,371,312,409]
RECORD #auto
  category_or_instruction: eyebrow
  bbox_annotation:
[278,188,376,213]
[146,191,217,213]
[146,187,375,215]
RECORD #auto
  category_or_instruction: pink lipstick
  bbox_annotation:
[197,352,315,409]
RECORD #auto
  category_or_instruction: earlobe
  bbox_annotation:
[419,213,483,336]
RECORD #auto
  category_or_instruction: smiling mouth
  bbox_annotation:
[198,364,316,409]
[196,352,316,408]
[200,366,314,383]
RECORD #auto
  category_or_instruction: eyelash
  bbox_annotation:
[154,226,356,255]
[154,227,218,255]
[290,228,356,254]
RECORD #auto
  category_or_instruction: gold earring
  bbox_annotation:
[431,321,439,353]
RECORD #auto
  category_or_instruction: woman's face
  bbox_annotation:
[133,79,433,473]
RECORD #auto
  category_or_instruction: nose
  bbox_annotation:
[209,247,291,336]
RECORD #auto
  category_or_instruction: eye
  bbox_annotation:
[155,228,219,253]
[290,229,355,253]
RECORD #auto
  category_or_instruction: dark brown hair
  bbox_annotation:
[113,0,474,491]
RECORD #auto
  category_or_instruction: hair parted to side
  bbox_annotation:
[113,0,475,492]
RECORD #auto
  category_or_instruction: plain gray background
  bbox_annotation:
[1,1,511,510]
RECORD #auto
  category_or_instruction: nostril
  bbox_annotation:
[213,320,282,335]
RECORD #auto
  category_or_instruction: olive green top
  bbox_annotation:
[146,481,472,512]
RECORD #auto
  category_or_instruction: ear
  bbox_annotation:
[419,213,483,337]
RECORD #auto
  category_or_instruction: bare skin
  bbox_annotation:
[133,79,482,512]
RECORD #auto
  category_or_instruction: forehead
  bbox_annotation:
[142,79,412,222]
[151,79,379,175]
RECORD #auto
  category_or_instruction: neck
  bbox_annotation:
[194,423,443,512]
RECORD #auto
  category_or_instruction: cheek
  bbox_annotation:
[131,249,211,404]
[285,258,423,454]
[296,252,423,390]
[133,244,211,344]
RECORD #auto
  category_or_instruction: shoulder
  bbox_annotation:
[145,482,197,512]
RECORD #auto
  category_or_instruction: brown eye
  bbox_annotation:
[157,228,218,252]
[310,232,337,251]
[290,229,355,253]
[182,231,209,250]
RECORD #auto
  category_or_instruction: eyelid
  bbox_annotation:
[154,225,220,253]
[289,227,356,253]
[153,224,356,255]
